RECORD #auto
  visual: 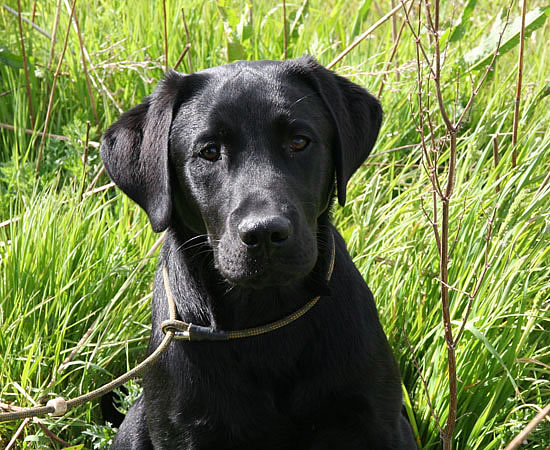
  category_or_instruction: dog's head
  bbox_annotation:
[101,57,382,289]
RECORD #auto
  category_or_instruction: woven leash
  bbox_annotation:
[0,231,335,422]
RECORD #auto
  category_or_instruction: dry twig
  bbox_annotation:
[328,0,411,69]
[36,0,77,173]
[181,7,194,72]
[504,404,550,450]
[2,4,51,38]
[15,0,35,126]
[512,0,527,166]
[63,0,100,131]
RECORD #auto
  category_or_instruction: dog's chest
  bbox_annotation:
[146,337,350,446]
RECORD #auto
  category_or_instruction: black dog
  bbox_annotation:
[100,57,416,449]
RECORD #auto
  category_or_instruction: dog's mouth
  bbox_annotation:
[221,260,316,289]
[213,238,318,289]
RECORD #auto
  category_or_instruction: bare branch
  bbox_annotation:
[174,43,192,71]
[512,0,527,166]
[15,0,35,126]
[328,0,411,69]
[504,404,550,450]
[378,1,414,97]
[400,0,436,77]
[5,417,30,450]
[2,4,51,38]
[63,0,100,131]
[181,7,194,72]
[0,122,99,148]
[421,194,442,255]
[448,196,467,260]
[162,0,168,70]
[36,0,78,173]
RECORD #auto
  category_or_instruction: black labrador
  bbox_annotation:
[100,56,416,449]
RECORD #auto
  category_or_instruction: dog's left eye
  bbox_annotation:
[289,136,310,152]
[199,145,221,161]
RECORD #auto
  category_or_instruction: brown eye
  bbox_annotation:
[200,145,221,161]
[290,136,310,152]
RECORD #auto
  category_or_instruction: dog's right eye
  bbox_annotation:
[199,145,221,161]
[289,136,310,152]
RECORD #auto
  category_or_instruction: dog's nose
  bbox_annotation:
[238,216,292,251]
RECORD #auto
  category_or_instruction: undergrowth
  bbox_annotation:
[0,0,548,448]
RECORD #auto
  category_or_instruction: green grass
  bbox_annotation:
[1,0,549,448]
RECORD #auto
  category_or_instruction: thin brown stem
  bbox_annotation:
[16,0,35,126]
[35,422,71,447]
[83,182,115,197]
[0,122,99,147]
[504,404,550,450]
[5,417,31,450]
[2,4,51,38]
[512,0,527,166]
[47,0,62,70]
[400,0,436,78]
[30,0,37,22]
[86,166,105,193]
[493,136,501,193]
[67,1,100,131]
[423,4,458,446]
[378,1,413,97]
[448,197,467,260]
[390,0,398,72]
[174,43,192,71]
[36,0,77,173]
[79,121,91,201]
[163,0,168,71]
[440,198,457,450]
[421,194,442,255]
[181,7,194,72]
[282,0,288,59]
[427,0,454,133]
[328,0,410,69]
[0,217,20,229]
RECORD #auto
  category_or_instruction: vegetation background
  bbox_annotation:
[0,0,548,448]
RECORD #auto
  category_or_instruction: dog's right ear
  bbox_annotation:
[100,71,187,232]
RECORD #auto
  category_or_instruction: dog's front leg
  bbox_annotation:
[111,394,153,450]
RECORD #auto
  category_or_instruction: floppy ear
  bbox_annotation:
[100,71,186,232]
[286,57,383,206]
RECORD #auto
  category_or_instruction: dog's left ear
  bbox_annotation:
[100,71,187,232]
[287,57,383,206]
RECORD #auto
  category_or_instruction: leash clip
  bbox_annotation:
[161,319,228,341]
[161,319,191,340]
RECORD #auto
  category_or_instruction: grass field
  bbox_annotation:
[0,0,549,448]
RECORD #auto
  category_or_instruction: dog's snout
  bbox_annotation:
[238,216,292,251]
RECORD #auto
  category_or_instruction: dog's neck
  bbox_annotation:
[163,216,333,331]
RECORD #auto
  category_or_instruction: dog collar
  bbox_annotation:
[161,231,336,341]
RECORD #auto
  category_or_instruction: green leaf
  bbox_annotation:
[351,0,372,38]
[449,0,478,43]
[289,0,310,40]
[217,2,251,62]
[464,7,549,71]
[466,323,519,393]
[226,40,246,62]
[0,46,24,69]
